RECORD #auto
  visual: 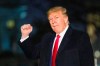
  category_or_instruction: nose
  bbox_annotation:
[51,19,56,24]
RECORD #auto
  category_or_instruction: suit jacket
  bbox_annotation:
[19,26,94,66]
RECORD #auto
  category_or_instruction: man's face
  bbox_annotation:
[48,11,68,34]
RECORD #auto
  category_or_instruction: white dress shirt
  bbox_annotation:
[52,25,69,52]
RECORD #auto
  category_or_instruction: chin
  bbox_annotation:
[55,31,60,34]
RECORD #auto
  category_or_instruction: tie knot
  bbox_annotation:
[57,35,60,38]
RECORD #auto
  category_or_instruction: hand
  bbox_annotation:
[21,24,33,39]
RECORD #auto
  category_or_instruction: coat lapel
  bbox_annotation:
[57,26,73,54]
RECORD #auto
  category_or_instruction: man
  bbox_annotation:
[19,6,94,66]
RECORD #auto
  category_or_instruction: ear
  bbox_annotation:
[66,16,68,21]
[64,16,68,23]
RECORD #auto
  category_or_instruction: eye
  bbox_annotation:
[49,18,52,21]
[55,16,59,19]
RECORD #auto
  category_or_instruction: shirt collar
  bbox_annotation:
[56,25,69,37]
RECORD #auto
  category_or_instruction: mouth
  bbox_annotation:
[53,25,58,28]
[52,26,57,28]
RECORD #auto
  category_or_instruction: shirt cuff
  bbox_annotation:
[20,36,29,43]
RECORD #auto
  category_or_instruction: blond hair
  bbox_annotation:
[47,6,68,17]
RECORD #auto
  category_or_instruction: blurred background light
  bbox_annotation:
[95,50,100,58]
[20,11,27,19]
[6,19,15,29]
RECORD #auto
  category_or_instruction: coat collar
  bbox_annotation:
[57,26,73,54]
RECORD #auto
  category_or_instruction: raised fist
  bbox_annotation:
[21,24,33,39]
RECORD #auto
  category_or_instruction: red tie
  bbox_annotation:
[52,35,60,66]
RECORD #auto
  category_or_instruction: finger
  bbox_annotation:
[21,24,32,31]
